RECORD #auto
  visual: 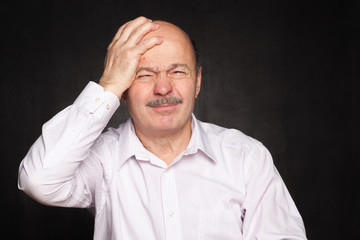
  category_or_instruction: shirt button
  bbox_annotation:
[166,168,170,173]
[105,104,110,110]
[169,212,174,218]
[95,97,100,103]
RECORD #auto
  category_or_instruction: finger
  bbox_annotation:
[119,16,150,43]
[108,16,149,50]
[107,23,128,50]
[135,36,164,55]
[127,21,160,45]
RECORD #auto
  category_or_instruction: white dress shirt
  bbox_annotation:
[18,81,307,240]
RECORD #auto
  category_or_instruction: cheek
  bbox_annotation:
[127,87,148,114]
[128,83,152,102]
[175,80,197,99]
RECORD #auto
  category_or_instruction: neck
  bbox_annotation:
[134,119,192,166]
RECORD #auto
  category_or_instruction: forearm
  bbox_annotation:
[18,81,119,206]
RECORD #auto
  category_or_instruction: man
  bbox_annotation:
[18,16,307,239]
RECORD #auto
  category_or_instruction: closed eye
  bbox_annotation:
[138,74,152,78]
[135,71,155,80]
[169,69,189,79]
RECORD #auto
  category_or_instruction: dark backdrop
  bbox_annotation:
[1,0,358,239]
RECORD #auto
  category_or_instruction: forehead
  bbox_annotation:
[140,21,196,68]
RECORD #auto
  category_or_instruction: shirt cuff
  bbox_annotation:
[73,81,120,121]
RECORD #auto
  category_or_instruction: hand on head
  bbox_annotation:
[99,16,164,99]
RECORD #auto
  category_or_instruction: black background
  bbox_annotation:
[1,0,358,239]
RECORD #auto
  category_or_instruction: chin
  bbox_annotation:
[152,117,178,131]
[150,114,190,132]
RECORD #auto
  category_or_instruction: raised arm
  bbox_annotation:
[18,16,163,207]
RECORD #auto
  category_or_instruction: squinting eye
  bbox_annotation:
[136,74,153,80]
[170,70,188,78]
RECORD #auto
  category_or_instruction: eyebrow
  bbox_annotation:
[136,63,192,74]
[168,63,192,72]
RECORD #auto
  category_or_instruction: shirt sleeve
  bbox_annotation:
[241,143,307,239]
[18,81,120,208]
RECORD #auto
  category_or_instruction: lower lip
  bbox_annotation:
[149,104,178,112]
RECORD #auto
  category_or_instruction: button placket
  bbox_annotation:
[161,167,181,240]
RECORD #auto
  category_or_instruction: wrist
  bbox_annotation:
[99,78,126,100]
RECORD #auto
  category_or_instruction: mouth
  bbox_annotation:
[150,104,177,110]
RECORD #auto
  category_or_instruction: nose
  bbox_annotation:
[153,73,173,96]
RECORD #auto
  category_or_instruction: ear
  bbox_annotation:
[195,67,202,98]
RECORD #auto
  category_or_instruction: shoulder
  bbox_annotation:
[87,121,130,177]
[95,121,128,146]
[197,119,264,151]
[195,118,272,169]
[89,121,129,165]
[195,119,276,187]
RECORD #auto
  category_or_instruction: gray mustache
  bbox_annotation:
[146,97,183,107]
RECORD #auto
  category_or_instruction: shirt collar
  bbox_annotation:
[116,114,217,168]
[187,114,217,163]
